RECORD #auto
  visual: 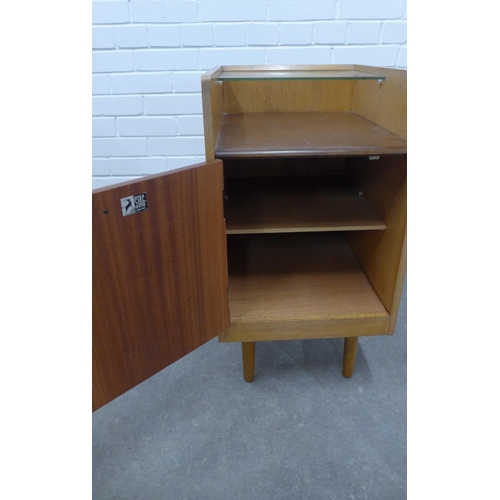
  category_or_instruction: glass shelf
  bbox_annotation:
[218,70,385,82]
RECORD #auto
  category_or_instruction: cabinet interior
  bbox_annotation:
[201,65,407,343]
[222,155,405,342]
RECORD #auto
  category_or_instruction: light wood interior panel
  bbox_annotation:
[344,155,407,325]
[352,65,407,140]
[202,68,224,160]
[224,177,386,234]
[221,316,390,343]
[92,161,230,411]
[222,79,353,113]
[227,232,389,324]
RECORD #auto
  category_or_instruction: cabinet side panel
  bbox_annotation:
[222,80,353,113]
[92,161,229,411]
[352,66,407,140]
[387,227,407,334]
[202,68,224,161]
[344,155,407,322]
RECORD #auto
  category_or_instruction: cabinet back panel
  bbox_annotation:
[223,157,345,178]
[222,80,353,113]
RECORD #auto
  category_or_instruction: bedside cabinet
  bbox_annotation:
[92,65,406,411]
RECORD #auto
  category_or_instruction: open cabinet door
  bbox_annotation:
[92,160,230,411]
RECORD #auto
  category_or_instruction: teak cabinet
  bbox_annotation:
[92,65,407,412]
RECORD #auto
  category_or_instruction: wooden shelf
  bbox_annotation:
[224,178,386,234]
[227,232,389,324]
[215,112,407,159]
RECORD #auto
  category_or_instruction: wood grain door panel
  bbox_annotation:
[92,160,229,411]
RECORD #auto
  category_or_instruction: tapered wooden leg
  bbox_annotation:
[342,337,359,378]
[242,342,255,382]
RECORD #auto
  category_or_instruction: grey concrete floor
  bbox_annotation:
[93,279,406,500]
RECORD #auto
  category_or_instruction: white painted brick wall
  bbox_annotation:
[93,96,143,116]
[268,1,336,21]
[214,24,247,47]
[248,23,280,46]
[148,26,181,47]
[116,117,177,137]
[92,0,407,189]
[280,24,313,46]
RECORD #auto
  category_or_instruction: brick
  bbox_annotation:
[279,23,313,45]
[182,24,213,47]
[177,116,204,135]
[92,75,110,95]
[92,27,114,49]
[93,138,149,157]
[149,137,205,156]
[382,22,407,44]
[346,22,381,44]
[92,96,143,116]
[338,0,406,20]
[134,49,198,71]
[92,159,110,176]
[93,118,116,137]
[108,159,140,175]
[138,158,168,175]
[167,157,206,171]
[332,46,399,66]
[94,177,139,190]
[313,22,348,44]
[268,0,335,21]
[110,73,174,94]
[214,24,247,47]
[116,117,177,136]
[131,1,198,23]
[248,23,279,46]
[92,50,134,73]
[148,26,181,48]
[397,46,407,68]
[266,47,331,65]
[114,26,148,48]
[200,0,266,21]
[173,72,204,93]
[144,95,202,115]
[92,1,129,24]
[200,48,266,69]
[97,176,144,189]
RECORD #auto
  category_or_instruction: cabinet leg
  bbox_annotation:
[342,337,359,378]
[242,342,255,382]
